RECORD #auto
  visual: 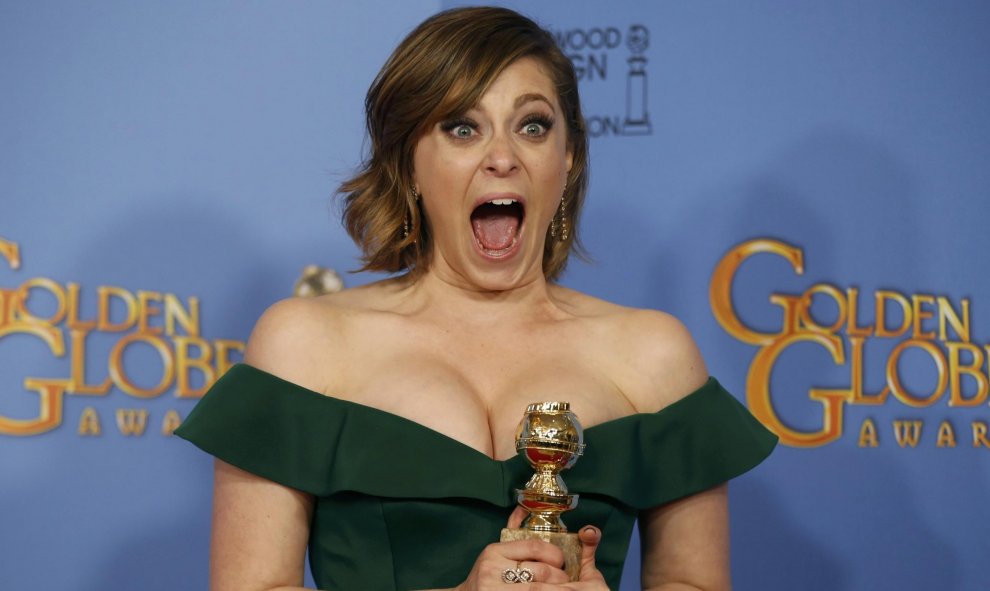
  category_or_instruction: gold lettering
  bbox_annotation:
[16,277,67,325]
[174,336,214,398]
[97,286,137,332]
[0,289,17,327]
[136,290,164,334]
[936,420,956,448]
[911,294,937,340]
[0,322,67,435]
[887,339,947,407]
[797,283,846,334]
[77,407,102,436]
[6,286,26,324]
[65,282,96,330]
[68,329,111,395]
[3,378,70,436]
[214,339,245,377]
[987,345,990,401]
[747,331,850,447]
[946,342,988,407]
[108,333,175,398]
[849,336,888,404]
[893,420,923,448]
[972,421,990,448]
[858,418,878,447]
[161,410,182,435]
[0,237,21,270]
[709,239,804,345]
[164,294,199,337]
[938,296,970,342]
[768,294,803,336]
[875,290,911,338]
[846,287,873,337]
[115,409,149,436]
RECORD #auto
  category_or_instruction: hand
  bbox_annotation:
[511,526,608,590]
[557,525,609,590]
[452,508,571,590]
[467,509,609,590]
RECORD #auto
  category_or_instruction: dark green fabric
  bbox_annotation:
[175,364,777,591]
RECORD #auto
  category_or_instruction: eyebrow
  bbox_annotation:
[514,93,555,110]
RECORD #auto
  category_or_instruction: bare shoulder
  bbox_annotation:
[241,289,366,394]
[243,277,412,395]
[554,287,709,413]
[241,296,337,391]
[614,307,709,411]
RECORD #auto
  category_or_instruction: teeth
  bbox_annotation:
[488,199,518,206]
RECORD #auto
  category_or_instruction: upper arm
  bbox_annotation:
[211,460,314,591]
[617,310,728,589]
[639,484,731,591]
[211,297,343,590]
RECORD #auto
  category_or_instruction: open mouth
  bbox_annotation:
[470,198,525,257]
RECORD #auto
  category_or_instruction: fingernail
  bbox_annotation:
[581,525,599,535]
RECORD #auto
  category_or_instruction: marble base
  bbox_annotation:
[500,527,581,581]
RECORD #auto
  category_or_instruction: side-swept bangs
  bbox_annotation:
[339,6,588,280]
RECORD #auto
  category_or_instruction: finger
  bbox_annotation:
[507,505,527,529]
[521,584,574,591]
[577,525,603,577]
[516,560,571,585]
[492,539,566,568]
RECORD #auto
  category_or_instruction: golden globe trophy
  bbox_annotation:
[500,401,585,581]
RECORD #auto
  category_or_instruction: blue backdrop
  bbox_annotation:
[3,2,988,589]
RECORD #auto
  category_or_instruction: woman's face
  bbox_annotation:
[413,56,573,292]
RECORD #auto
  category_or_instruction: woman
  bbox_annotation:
[176,7,775,591]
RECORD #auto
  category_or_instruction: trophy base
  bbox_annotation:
[500,528,581,581]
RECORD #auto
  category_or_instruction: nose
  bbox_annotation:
[483,132,519,177]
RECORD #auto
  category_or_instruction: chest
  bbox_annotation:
[332,316,636,460]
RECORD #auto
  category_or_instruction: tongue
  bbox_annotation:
[472,207,519,251]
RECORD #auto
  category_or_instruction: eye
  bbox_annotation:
[519,114,554,138]
[523,122,544,136]
[440,117,478,140]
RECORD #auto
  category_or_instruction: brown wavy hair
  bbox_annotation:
[339,6,588,281]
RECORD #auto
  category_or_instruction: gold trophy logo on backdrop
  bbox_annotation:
[293,265,344,297]
[501,401,585,581]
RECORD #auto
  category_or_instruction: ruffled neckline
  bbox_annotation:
[175,364,777,509]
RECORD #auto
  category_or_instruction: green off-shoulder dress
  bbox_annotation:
[175,364,776,591]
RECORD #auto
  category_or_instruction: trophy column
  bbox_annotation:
[500,401,586,581]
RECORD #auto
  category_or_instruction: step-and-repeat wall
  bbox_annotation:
[3,2,987,589]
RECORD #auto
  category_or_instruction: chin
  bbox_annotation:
[466,251,545,292]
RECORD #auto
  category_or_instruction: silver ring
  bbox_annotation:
[501,562,535,584]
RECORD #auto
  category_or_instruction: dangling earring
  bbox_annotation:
[559,199,569,241]
[553,198,569,242]
[551,180,569,241]
[404,186,420,240]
